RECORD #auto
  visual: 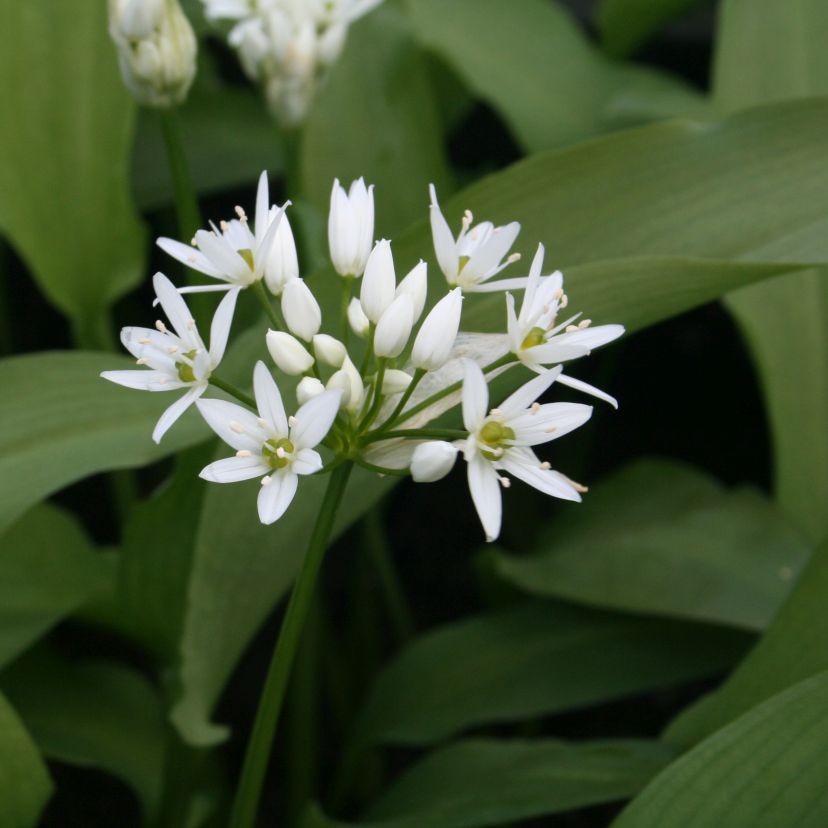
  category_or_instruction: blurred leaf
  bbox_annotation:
[666,540,828,746]
[713,0,828,544]
[0,352,208,535]
[305,739,675,828]
[405,0,705,154]
[0,692,51,828]
[613,670,828,827]
[0,504,106,670]
[301,6,452,237]
[353,601,748,747]
[493,459,810,631]
[2,649,165,818]
[0,0,145,333]
[597,0,706,58]
[132,57,283,211]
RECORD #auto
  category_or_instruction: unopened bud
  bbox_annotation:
[411,441,458,483]
[395,260,428,323]
[412,288,463,371]
[264,210,299,296]
[313,334,347,368]
[360,240,396,323]
[296,376,325,405]
[329,178,375,277]
[347,297,370,338]
[382,369,413,396]
[266,330,315,376]
[281,278,321,341]
[374,295,414,359]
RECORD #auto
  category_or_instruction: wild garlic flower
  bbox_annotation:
[158,172,288,295]
[506,245,625,407]
[197,362,341,524]
[109,0,197,108]
[429,184,526,293]
[329,178,375,278]
[202,0,385,125]
[101,273,238,443]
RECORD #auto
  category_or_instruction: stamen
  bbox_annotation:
[552,288,564,300]
[220,220,230,232]
[235,206,248,222]
[138,338,151,345]
[230,421,245,434]
[560,293,569,308]
[499,476,511,488]
[260,475,272,486]
[489,407,503,417]
[288,416,298,428]
[565,475,589,493]
[256,418,268,429]
[540,461,551,470]
[135,357,148,365]
[579,319,592,329]
[167,345,178,353]
[191,237,198,246]
[530,403,541,415]
[236,450,252,457]
[566,325,579,333]
[545,426,557,433]
[186,319,195,330]
[461,209,473,231]
[506,253,521,264]
[155,320,167,333]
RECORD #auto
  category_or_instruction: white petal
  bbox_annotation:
[157,237,223,278]
[462,359,489,432]
[200,455,269,483]
[463,276,529,293]
[556,373,619,409]
[196,397,265,452]
[153,385,204,444]
[498,450,582,502]
[253,360,288,434]
[467,452,502,542]
[396,260,428,322]
[254,170,270,246]
[208,287,241,364]
[290,389,341,449]
[429,184,459,282]
[292,447,323,476]
[505,293,522,353]
[462,222,520,283]
[509,402,592,445]
[499,366,563,419]
[281,278,322,341]
[374,294,414,359]
[153,272,200,343]
[195,230,251,284]
[520,244,545,324]
[257,471,299,524]
[101,369,182,392]
[360,239,396,323]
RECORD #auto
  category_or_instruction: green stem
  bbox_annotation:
[384,368,425,427]
[358,359,386,432]
[361,427,467,445]
[229,462,354,828]
[363,507,415,642]
[340,276,354,344]
[252,279,283,330]
[354,459,410,477]
[209,375,256,409]
[152,727,202,828]
[159,109,201,239]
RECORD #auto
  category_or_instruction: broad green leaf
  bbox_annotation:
[493,459,810,631]
[0,693,51,828]
[405,0,705,154]
[2,649,165,819]
[0,504,107,670]
[713,0,828,544]
[301,6,452,236]
[597,0,706,58]
[613,670,828,827]
[666,540,828,747]
[354,601,748,747]
[305,739,675,828]
[0,0,145,330]
[0,352,208,535]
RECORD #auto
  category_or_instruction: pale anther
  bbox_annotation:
[230,421,245,434]
[566,325,579,333]
[540,461,551,470]
[136,357,148,365]
[489,407,503,417]
[155,320,167,332]
[256,418,268,429]
[499,476,511,488]
[288,416,298,427]
[261,475,272,486]
[236,450,252,457]
[579,319,592,329]
[531,403,541,414]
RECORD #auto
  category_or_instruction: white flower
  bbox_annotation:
[197,361,341,524]
[411,288,463,372]
[374,295,414,359]
[460,360,593,542]
[158,171,287,294]
[395,260,428,323]
[411,441,458,483]
[359,240,396,324]
[329,178,375,277]
[102,272,238,443]
[312,334,347,367]
[347,297,370,337]
[429,184,525,293]
[109,0,197,108]
[264,210,299,295]
[297,376,325,404]
[506,245,625,407]
[281,279,322,341]
[266,330,315,375]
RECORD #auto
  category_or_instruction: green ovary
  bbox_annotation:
[238,248,255,270]
[478,420,515,461]
[176,350,199,383]
[520,327,546,350]
[262,437,295,469]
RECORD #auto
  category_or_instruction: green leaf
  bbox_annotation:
[0,503,107,670]
[666,540,828,747]
[306,739,675,828]
[354,600,748,747]
[0,693,51,828]
[0,351,208,535]
[613,670,828,827]
[493,459,810,631]
[405,0,705,154]
[2,649,165,819]
[712,0,828,544]
[597,0,705,58]
[0,0,145,330]
[301,6,452,236]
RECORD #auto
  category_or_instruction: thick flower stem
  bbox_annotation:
[229,461,354,828]
[159,109,201,240]
[209,375,256,409]
[252,279,284,330]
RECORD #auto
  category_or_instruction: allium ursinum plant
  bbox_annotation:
[101,171,623,828]
[200,0,385,125]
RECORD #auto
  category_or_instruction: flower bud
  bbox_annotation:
[382,369,413,396]
[412,288,463,371]
[264,210,299,296]
[108,0,197,108]
[281,279,321,341]
[396,261,428,323]
[266,330,315,376]
[347,298,370,338]
[296,376,325,405]
[374,295,414,359]
[360,240,396,324]
[329,178,375,278]
[313,334,347,368]
[327,357,364,412]
[411,441,458,483]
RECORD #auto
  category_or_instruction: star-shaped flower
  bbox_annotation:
[196,361,341,524]
[101,272,239,443]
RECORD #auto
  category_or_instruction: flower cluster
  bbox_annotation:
[103,174,624,540]
[201,0,384,125]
